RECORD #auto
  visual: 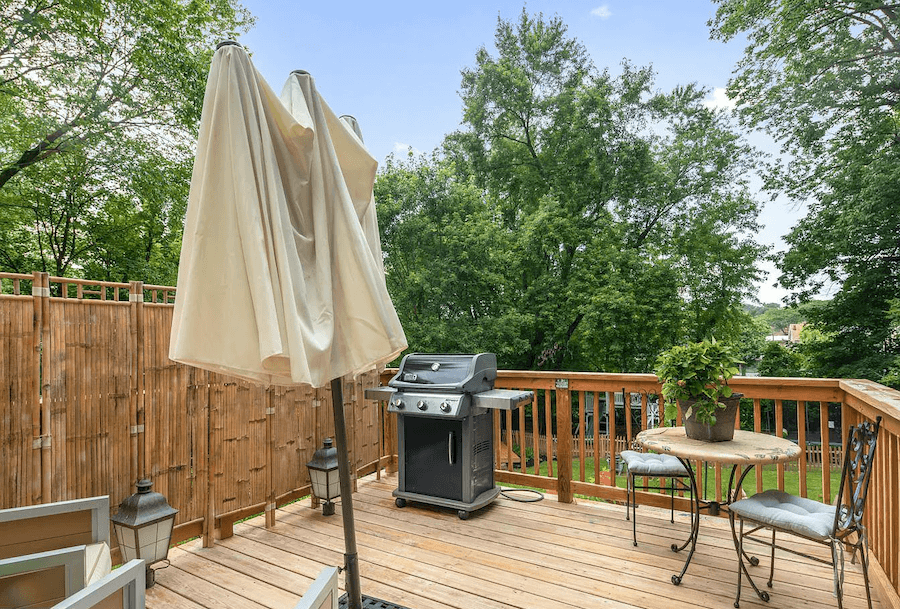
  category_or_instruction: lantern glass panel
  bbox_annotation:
[154,517,174,560]
[115,525,137,561]
[309,468,327,499]
[138,521,160,561]
[326,471,340,500]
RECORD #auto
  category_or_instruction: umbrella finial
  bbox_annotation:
[291,69,311,76]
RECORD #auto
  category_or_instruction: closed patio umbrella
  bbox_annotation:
[170,41,407,609]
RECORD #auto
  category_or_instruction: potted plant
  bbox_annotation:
[654,339,743,441]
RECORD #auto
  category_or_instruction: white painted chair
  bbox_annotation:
[0,496,113,584]
[0,496,128,607]
[293,567,339,609]
[0,545,144,608]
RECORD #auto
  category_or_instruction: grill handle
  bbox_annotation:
[448,431,455,465]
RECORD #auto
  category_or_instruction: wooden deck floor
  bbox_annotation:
[146,472,881,609]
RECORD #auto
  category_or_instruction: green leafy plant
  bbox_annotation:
[655,339,742,426]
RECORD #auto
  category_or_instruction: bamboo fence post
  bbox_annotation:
[32,272,50,503]
[129,281,145,481]
[265,387,276,528]
[39,274,52,501]
[202,371,214,548]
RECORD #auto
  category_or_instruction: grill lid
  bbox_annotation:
[389,353,497,394]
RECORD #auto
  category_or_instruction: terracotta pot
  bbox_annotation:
[682,394,743,442]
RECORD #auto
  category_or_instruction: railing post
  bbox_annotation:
[555,379,573,503]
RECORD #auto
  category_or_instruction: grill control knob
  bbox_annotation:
[392,398,404,409]
[439,401,452,413]
[416,400,427,411]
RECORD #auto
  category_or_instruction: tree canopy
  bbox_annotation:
[0,0,252,282]
[711,1,900,387]
[377,9,766,372]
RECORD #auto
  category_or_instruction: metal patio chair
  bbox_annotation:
[619,450,693,547]
[728,416,882,609]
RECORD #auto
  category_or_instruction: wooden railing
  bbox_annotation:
[491,371,900,606]
[375,368,900,605]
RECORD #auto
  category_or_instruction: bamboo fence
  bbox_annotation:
[0,272,390,550]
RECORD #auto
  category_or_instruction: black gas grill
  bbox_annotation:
[367,353,532,519]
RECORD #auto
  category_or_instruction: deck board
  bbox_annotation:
[147,472,882,609]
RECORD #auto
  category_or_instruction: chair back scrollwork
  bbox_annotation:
[834,416,881,533]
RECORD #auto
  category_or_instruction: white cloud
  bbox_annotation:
[591,5,612,19]
[393,142,422,157]
[703,87,737,111]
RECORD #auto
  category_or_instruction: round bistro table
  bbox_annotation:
[634,427,801,585]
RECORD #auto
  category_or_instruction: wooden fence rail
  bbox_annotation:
[0,272,389,556]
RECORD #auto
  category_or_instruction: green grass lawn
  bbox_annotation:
[513,457,842,503]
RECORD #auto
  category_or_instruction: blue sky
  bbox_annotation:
[236,1,805,303]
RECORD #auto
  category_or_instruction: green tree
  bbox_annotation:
[453,9,765,371]
[0,0,252,282]
[757,341,806,378]
[374,152,531,365]
[710,1,900,386]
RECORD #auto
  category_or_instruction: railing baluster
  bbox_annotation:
[798,401,808,498]
[820,401,831,502]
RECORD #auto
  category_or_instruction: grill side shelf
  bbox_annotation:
[364,387,396,401]
[472,389,533,411]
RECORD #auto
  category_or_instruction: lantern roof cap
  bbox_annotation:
[110,479,178,527]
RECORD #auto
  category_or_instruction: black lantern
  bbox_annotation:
[110,479,178,587]
[307,438,340,516]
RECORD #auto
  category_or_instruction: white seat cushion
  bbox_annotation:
[729,489,836,540]
[620,451,688,476]
[85,542,112,585]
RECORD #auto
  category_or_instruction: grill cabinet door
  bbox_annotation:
[402,417,463,501]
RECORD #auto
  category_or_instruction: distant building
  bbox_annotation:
[788,323,806,342]
[766,322,806,343]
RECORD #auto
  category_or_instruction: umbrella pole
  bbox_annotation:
[330,378,363,609]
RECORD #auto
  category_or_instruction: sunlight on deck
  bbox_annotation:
[146,472,880,609]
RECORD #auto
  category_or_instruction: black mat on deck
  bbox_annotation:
[338,594,413,609]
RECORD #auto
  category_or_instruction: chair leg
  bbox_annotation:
[625,473,631,521]
[730,513,743,608]
[669,476,675,523]
[729,514,770,607]
[832,540,844,609]
[629,474,638,546]
[767,527,775,588]
[856,533,874,609]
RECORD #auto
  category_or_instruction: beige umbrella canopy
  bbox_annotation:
[170,44,406,388]
[170,42,407,609]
